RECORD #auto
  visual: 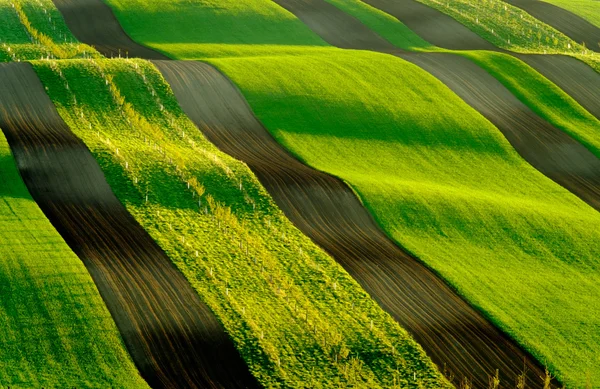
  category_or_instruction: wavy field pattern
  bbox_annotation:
[97,0,600,386]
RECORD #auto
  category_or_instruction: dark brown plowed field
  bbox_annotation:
[503,0,600,52]
[53,0,170,59]
[0,62,258,389]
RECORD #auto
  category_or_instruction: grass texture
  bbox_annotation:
[103,0,600,386]
[0,0,98,61]
[0,132,147,388]
[32,58,450,389]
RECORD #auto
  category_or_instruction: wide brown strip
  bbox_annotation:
[0,62,258,389]
[503,0,600,52]
[53,0,170,60]
[361,0,600,121]
[50,0,561,386]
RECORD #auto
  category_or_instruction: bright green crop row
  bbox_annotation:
[105,0,600,386]
[0,0,97,61]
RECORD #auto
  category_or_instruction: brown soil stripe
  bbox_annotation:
[53,0,170,60]
[0,62,258,389]
[361,0,600,121]
[503,0,600,52]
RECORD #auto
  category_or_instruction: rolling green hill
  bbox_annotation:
[104,0,600,386]
[0,131,147,388]
[324,0,600,172]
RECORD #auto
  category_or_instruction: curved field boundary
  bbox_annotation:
[361,0,600,121]
[503,0,600,52]
[50,0,555,386]
[0,62,258,389]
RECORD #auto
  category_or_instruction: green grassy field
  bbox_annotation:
[104,0,600,386]
[543,0,600,29]
[32,58,449,388]
[0,132,147,388]
[0,0,97,61]
[324,0,600,161]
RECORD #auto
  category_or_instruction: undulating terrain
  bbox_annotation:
[0,0,598,388]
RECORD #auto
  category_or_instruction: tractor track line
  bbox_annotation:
[0,61,259,389]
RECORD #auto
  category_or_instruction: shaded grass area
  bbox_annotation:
[542,0,600,29]
[32,58,450,388]
[0,0,97,61]
[0,132,147,388]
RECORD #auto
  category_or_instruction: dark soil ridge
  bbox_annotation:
[49,0,567,387]
[0,61,259,389]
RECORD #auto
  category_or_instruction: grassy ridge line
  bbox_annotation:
[207,50,600,388]
[324,0,600,167]
[0,0,97,61]
[413,0,600,72]
[542,0,600,29]
[106,0,329,59]
[0,129,147,387]
[33,57,449,388]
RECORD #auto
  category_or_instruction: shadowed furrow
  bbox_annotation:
[502,0,600,52]
[0,62,258,389]
[360,0,600,122]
